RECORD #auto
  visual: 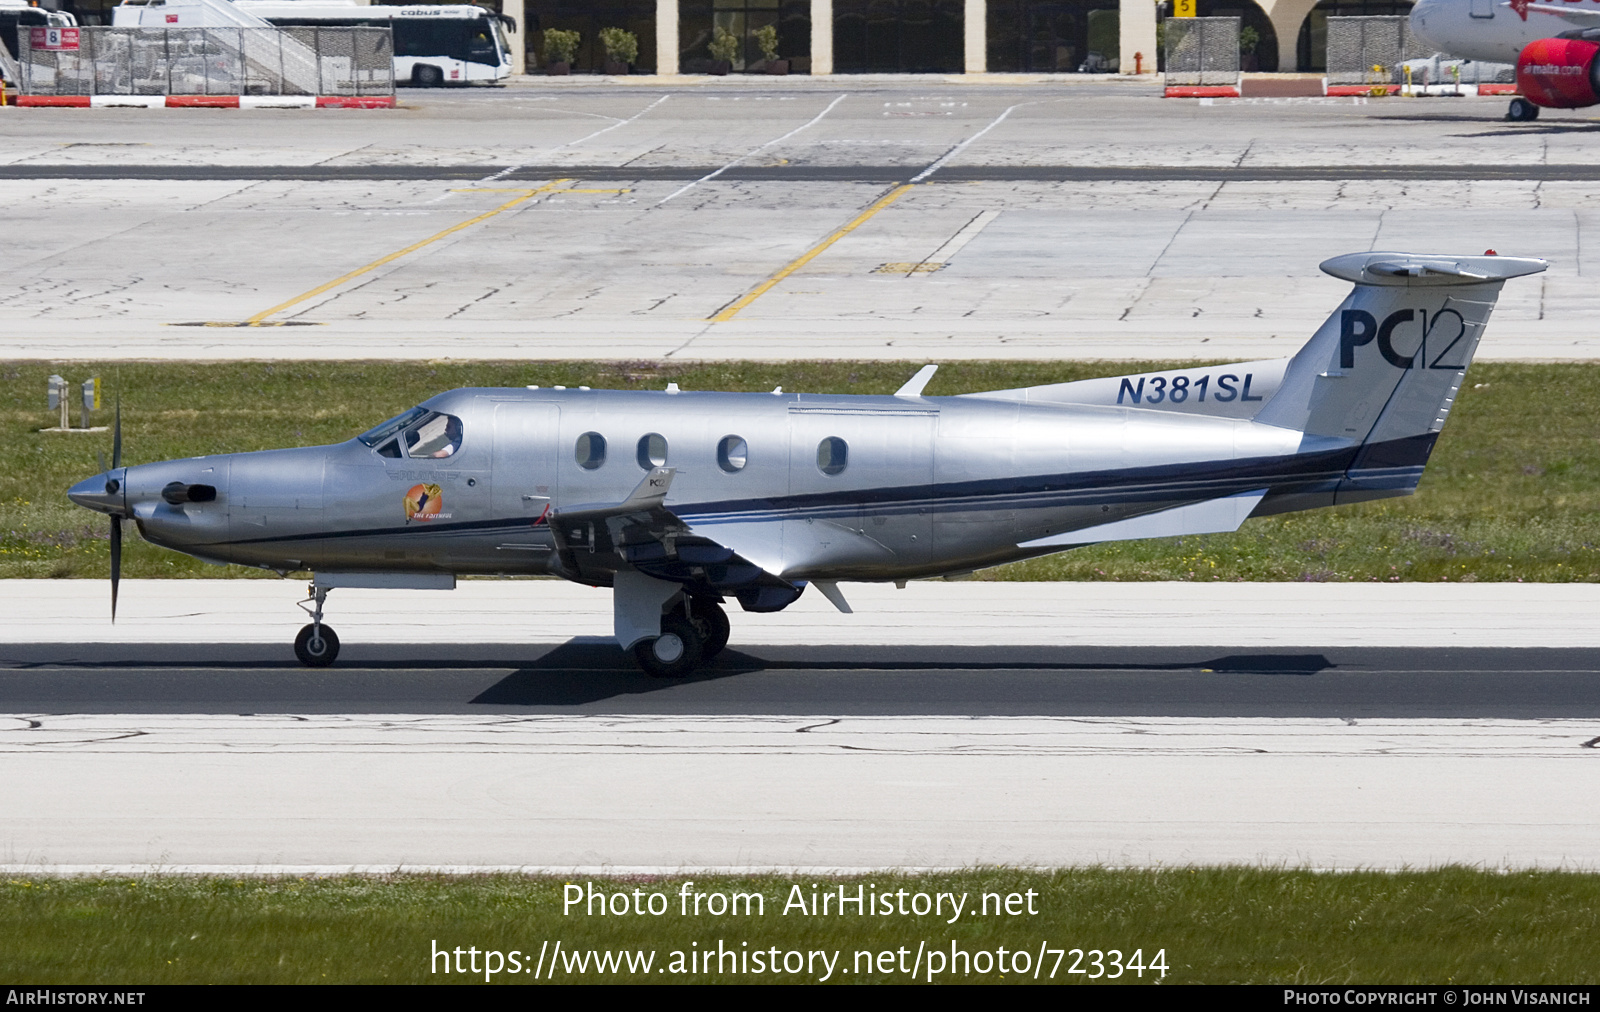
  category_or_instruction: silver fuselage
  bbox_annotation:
[76,366,1399,586]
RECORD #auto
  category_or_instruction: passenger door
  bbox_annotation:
[492,402,561,520]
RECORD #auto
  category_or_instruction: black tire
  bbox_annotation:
[413,65,444,88]
[633,613,703,678]
[1507,98,1540,122]
[294,623,340,667]
[692,599,731,659]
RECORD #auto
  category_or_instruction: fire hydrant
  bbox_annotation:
[1134,51,1144,75]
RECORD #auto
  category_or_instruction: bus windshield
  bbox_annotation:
[491,16,509,60]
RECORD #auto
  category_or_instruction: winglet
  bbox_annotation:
[895,364,938,398]
[620,467,675,510]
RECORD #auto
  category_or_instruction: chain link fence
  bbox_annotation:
[1325,16,1429,86]
[20,27,393,96]
[1164,17,1240,87]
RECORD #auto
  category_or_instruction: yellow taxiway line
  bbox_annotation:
[241,180,594,326]
[709,183,916,323]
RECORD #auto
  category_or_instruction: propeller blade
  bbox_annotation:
[110,516,121,624]
[111,400,122,470]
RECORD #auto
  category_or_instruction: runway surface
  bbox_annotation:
[5,642,1600,718]
[3,712,1597,872]
[9,86,1600,362]
[10,164,1600,182]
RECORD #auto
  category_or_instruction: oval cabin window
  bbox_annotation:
[575,432,606,470]
[637,432,668,469]
[816,436,848,476]
[717,435,748,473]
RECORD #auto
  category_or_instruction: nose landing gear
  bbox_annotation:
[294,584,340,667]
[1507,97,1540,122]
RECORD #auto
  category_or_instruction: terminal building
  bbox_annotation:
[37,0,1413,74]
[512,0,1414,75]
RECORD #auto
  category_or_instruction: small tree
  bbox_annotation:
[599,27,638,66]
[543,28,580,66]
[754,24,779,63]
[708,25,740,63]
[1238,25,1260,56]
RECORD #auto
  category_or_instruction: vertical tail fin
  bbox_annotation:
[1255,252,1545,498]
[1257,252,1547,440]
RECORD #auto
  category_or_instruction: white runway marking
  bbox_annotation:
[910,101,1049,183]
[919,209,1000,268]
[479,94,672,184]
[656,94,849,206]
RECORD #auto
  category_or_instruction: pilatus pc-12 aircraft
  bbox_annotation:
[69,251,1543,676]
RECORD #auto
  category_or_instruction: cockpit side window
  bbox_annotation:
[358,406,429,447]
[376,438,402,459]
[403,412,463,459]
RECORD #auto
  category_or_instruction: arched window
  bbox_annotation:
[816,436,848,476]
[637,432,668,469]
[1159,1,1280,71]
[575,432,607,470]
[1296,0,1413,72]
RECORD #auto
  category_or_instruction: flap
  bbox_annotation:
[548,473,802,610]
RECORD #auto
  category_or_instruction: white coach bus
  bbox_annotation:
[113,0,515,86]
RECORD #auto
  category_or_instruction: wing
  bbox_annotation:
[548,467,804,612]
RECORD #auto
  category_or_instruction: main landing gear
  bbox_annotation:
[633,596,729,678]
[1507,98,1540,122]
[294,584,340,667]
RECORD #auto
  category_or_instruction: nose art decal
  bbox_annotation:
[404,483,445,523]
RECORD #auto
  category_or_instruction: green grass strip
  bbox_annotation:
[3,870,1599,984]
[4,360,1598,582]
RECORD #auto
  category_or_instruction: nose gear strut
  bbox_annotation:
[294,583,341,667]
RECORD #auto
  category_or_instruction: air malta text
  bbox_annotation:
[1118,372,1264,405]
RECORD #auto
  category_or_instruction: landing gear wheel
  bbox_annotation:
[633,613,703,678]
[1507,98,1540,122]
[692,599,730,660]
[413,65,444,88]
[294,623,340,667]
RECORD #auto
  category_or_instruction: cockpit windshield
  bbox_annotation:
[404,412,462,458]
[358,406,429,447]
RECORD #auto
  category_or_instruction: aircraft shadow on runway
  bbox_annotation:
[9,643,1600,715]
[465,641,1335,707]
[1371,114,1600,136]
[0,640,1336,709]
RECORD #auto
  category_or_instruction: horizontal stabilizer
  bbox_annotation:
[1018,489,1268,549]
[1319,251,1547,287]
